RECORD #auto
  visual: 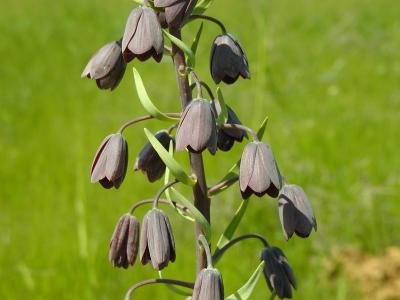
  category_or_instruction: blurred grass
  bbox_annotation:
[1,0,400,299]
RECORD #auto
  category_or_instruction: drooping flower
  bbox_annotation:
[239,142,281,199]
[175,99,217,154]
[90,133,128,189]
[139,209,176,270]
[210,34,250,84]
[154,0,197,28]
[121,7,163,62]
[192,268,224,300]
[260,247,297,299]
[134,130,173,182]
[81,40,126,90]
[279,184,317,240]
[109,214,140,268]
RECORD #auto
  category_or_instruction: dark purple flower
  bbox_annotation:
[154,0,197,28]
[81,40,126,90]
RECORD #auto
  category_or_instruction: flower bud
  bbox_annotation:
[109,214,140,268]
[239,142,281,199]
[279,184,317,240]
[192,268,224,300]
[81,41,126,90]
[210,34,250,84]
[175,99,217,154]
[260,247,296,299]
[140,209,176,270]
[214,100,247,151]
[90,133,128,189]
[154,0,197,29]
[122,7,163,63]
[134,130,173,182]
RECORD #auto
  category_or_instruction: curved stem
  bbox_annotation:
[153,179,180,209]
[188,15,227,33]
[129,198,191,216]
[219,123,259,141]
[198,235,213,268]
[187,68,203,98]
[212,234,270,264]
[124,278,194,300]
[190,81,215,99]
[117,113,181,134]
[208,175,239,196]
[167,124,177,135]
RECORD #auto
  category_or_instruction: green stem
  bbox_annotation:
[187,15,227,33]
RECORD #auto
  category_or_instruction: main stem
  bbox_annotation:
[169,27,210,273]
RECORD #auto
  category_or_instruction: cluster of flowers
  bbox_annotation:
[82,0,317,299]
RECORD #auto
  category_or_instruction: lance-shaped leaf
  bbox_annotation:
[144,129,195,186]
[226,261,265,300]
[215,200,249,253]
[133,68,179,122]
[170,188,211,241]
[191,22,204,59]
[216,87,228,125]
[163,30,195,67]
[257,116,269,141]
[164,141,195,222]
[192,0,215,15]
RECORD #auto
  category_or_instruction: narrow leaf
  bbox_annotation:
[191,22,204,58]
[226,262,265,300]
[164,141,195,222]
[256,116,269,140]
[192,0,214,15]
[133,68,178,122]
[215,200,249,253]
[163,30,195,67]
[170,188,211,241]
[144,129,196,186]
[216,87,228,125]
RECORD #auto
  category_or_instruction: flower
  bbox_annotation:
[134,130,173,182]
[175,99,217,154]
[260,247,297,299]
[154,0,197,28]
[192,268,224,300]
[90,133,128,189]
[121,7,163,63]
[81,40,126,90]
[109,214,140,268]
[210,34,250,84]
[139,209,176,270]
[239,142,281,199]
[278,184,317,240]
[214,100,247,151]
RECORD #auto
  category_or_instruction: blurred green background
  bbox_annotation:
[1,0,400,299]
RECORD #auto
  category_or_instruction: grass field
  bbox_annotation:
[1,0,400,299]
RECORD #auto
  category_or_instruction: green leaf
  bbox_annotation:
[144,129,196,186]
[226,261,265,300]
[256,116,269,140]
[164,142,195,222]
[216,87,228,125]
[170,188,211,241]
[192,0,214,15]
[163,30,195,67]
[191,22,204,59]
[133,68,179,122]
[215,200,249,253]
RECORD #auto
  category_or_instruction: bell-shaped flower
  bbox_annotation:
[90,133,128,189]
[260,247,297,299]
[239,142,281,199]
[175,99,217,154]
[81,40,126,90]
[139,209,176,270]
[122,7,163,63]
[134,130,173,182]
[192,268,224,300]
[279,184,317,240]
[210,34,250,84]
[109,214,140,268]
[154,0,197,28]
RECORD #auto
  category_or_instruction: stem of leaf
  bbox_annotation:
[198,235,213,268]
[219,123,259,141]
[153,179,180,209]
[117,113,181,134]
[129,198,191,215]
[190,81,215,99]
[208,175,239,196]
